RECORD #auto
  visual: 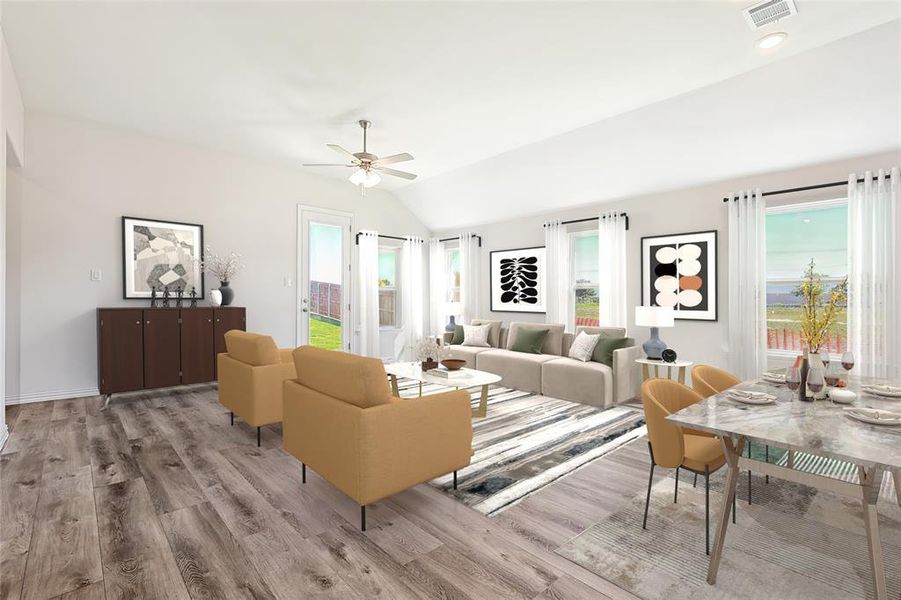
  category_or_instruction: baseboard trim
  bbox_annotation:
[5,387,101,405]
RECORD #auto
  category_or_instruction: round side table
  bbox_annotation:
[636,358,693,385]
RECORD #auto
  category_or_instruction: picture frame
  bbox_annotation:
[122,216,205,299]
[489,246,546,313]
[640,229,717,321]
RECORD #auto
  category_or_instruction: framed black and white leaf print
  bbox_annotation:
[490,247,546,313]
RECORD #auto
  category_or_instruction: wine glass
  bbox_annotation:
[841,351,855,372]
[786,367,801,392]
[825,363,841,387]
[807,369,825,396]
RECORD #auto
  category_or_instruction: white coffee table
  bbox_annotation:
[384,362,502,418]
[635,357,693,384]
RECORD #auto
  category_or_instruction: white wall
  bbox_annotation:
[6,112,429,403]
[1,17,25,445]
[434,150,900,371]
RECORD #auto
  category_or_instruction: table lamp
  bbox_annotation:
[635,306,675,360]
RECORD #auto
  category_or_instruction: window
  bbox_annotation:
[378,248,399,328]
[765,199,848,355]
[445,247,461,303]
[571,231,599,327]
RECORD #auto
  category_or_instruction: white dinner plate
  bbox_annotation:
[860,384,901,398]
[844,407,901,426]
[761,373,786,384]
[727,390,776,405]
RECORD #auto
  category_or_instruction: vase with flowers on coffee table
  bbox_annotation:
[384,362,502,418]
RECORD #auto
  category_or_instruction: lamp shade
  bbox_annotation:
[635,306,674,328]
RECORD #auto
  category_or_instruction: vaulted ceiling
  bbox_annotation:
[4,1,899,228]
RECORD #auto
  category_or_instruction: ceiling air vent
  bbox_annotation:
[742,0,797,30]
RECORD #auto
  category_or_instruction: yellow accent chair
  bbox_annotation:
[692,363,766,495]
[282,346,474,531]
[641,378,735,555]
[218,330,296,446]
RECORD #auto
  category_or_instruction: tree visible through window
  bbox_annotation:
[572,232,599,327]
[765,200,848,354]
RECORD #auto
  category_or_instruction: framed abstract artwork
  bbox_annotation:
[490,246,546,313]
[640,230,717,321]
[122,216,205,299]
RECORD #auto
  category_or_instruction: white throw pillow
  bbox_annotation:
[568,331,600,362]
[461,324,492,347]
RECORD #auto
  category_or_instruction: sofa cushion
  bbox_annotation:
[542,357,614,408]
[224,330,280,366]
[509,327,549,354]
[445,344,494,369]
[461,324,492,347]
[471,319,502,348]
[592,336,634,367]
[450,325,465,345]
[568,331,600,362]
[506,322,565,355]
[293,346,392,409]
[476,349,557,394]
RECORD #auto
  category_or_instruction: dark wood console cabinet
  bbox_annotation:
[98,306,245,403]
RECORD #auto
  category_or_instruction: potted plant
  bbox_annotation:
[413,337,447,371]
[198,247,245,306]
[794,259,847,399]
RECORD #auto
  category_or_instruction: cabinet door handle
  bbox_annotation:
[146,321,150,324]
[135,321,140,325]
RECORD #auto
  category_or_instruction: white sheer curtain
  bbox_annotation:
[597,211,627,327]
[544,220,571,328]
[399,236,424,359]
[727,189,767,380]
[459,232,480,324]
[848,167,900,379]
[357,231,380,358]
[429,238,446,336]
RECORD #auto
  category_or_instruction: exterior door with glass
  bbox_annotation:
[297,206,352,351]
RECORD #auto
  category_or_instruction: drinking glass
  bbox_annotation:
[841,352,855,372]
[824,363,841,387]
[786,367,801,392]
[807,369,825,395]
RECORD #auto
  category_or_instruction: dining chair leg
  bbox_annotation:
[453,470,458,490]
[674,467,680,503]
[302,463,306,484]
[765,445,770,484]
[230,411,234,426]
[747,443,752,505]
[257,426,261,447]
[642,444,656,530]
[705,464,710,556]
[693,473,698,488]
[361,505,366,532]
[732,483,736,524]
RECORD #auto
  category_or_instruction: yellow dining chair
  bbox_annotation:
[692,364,766,496]
[641,378,735,555]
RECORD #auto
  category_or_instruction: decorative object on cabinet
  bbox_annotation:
[122,216,204,299]
[641,230,717,321]
[661,348,678,363]
[198,247,244,307]
[97,306,245,408]
[210,289,223,306]
[489,246,546,313]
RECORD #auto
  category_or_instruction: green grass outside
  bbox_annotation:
[576,302,599,322]
[310,317,342,350]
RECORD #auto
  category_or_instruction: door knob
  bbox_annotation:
[301,308,309,313]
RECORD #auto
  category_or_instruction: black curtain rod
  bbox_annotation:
[355,232,483,247]
[542,212,630,231]
[721,173,892,203]
[438,235,482,247]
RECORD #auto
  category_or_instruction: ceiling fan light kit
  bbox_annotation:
[303,119,417,189]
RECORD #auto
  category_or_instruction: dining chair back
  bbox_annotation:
[691,364,740,399]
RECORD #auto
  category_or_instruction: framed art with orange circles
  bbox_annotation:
[640,230,717,321]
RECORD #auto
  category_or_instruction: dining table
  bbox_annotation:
[666,376,901,600]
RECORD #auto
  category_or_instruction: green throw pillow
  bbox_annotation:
[451,325,465,345]
[510,328,549,354]
[592,336,633,366]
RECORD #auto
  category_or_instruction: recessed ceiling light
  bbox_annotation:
[757,32,788,50]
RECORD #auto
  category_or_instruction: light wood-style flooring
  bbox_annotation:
[1,386,649,600]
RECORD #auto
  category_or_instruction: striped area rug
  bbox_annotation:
[394,378,646,516]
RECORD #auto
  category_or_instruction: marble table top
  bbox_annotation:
[666,377,901,470]
[384,362,502,388]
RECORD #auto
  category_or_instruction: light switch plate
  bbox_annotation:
[91,268,102,281]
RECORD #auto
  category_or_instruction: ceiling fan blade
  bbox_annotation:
[327,144,361,163]
[302,163,355,167]
[376,166,418,181]
[372,152,414,166]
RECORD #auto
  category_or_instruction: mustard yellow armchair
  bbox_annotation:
[283,346,473,530]
[218,331,296,446]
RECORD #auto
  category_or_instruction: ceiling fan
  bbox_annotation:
[303,119,417,188]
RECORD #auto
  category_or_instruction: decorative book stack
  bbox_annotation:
[427,368,469,379]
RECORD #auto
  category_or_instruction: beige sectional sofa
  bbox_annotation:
[443,321,641,408]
